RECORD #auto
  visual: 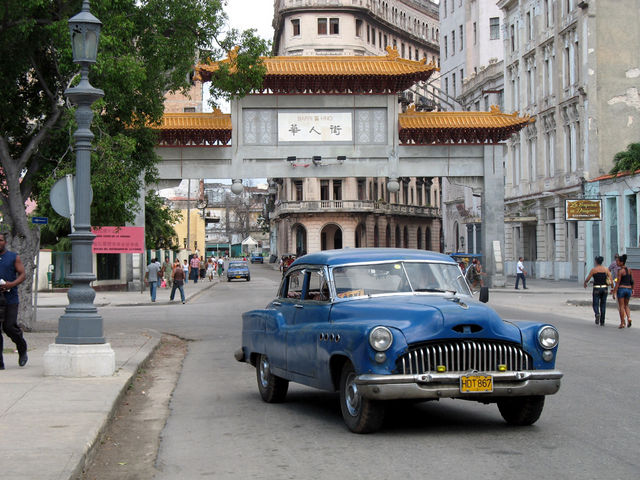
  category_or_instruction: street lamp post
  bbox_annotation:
[44,0,115,376]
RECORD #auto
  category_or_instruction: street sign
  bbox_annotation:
[31,216,48,224]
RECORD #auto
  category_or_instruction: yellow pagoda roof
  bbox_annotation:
[195,46,437,94]
[156,111,231,131]
[399,105,534,144]
[153,110,231,146]
[153,106,532,146]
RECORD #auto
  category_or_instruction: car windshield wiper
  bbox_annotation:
[414,288,456,294]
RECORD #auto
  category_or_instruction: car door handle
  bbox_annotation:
[272,301,281,306]
[294,304,304,309]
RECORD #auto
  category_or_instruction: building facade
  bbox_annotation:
[498,0,640,280]
[270,176,441,257]
[439,0,505,255]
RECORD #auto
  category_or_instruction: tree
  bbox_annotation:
[145,190,182,250]
[0,0,269,329]
[610,143,640,175]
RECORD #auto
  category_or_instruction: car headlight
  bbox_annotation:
[538,326,559,349]
[369,326,393,352]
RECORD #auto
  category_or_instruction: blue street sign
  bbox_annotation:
[31,216,48,224]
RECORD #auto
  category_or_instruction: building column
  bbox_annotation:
[482,145,506,287]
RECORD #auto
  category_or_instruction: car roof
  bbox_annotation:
[291,248,456,267]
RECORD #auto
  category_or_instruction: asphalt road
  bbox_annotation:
[36,265,640,479]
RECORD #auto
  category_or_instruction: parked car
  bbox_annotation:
[250,253,264,264]
[235,248,563,433]
[227,261,250,282]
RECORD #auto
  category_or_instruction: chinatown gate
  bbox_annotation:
[153,47,532,287]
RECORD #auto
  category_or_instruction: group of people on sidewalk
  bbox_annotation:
[144,255,226,304]
[584,253,634,328]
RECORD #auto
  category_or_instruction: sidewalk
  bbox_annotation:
[1,278,217,480]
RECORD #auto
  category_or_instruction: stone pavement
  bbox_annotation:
[1,278,217,480]
[1,272,635,480]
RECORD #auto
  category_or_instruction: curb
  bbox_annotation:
[69,329,162,480]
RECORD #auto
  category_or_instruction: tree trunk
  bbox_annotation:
[9,228,40,331]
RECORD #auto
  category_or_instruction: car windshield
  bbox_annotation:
[229,262,246,269]
[331,261,470,298]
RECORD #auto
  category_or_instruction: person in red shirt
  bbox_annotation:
[189,255,201,284]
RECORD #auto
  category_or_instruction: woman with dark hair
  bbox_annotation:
[612,254,633,328]
[584,256,613,326]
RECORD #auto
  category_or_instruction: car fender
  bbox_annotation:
[241,309,287,369]
[508,320,560,369]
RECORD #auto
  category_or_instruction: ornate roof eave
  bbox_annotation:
[152,110,232,146]
[398,105,535,145]
[194,46,438,94]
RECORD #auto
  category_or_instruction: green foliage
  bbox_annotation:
[0,0,269,243]
[610,143,640,174]
[145,190,182,250]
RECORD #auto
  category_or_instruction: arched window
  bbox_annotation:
[403,226,409,248]
[385,225,391,247]
[395,225,401,248]
[417,227,423,249]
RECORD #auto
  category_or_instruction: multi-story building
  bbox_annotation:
[203,182,269,257]
[498,0,640,280]
[271,176,441,257]
[440,0,505,255]
[270,0,444,256]
[273,0,439,60]
[273,0,441,110]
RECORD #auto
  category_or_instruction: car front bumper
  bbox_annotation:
[355,370,563,400]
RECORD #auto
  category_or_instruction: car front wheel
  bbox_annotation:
[339,363,385,433]
[497,396,545,426]
[256,354,288,403]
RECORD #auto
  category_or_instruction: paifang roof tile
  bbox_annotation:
[398,105,535,144]
[194,46,436,85]
[155,111,231,131]
[398,106,534,130]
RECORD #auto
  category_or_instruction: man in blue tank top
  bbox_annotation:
[0,232,28,369]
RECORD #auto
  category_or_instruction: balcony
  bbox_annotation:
[273,199,440,218]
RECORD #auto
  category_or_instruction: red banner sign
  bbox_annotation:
[92,226,145,253]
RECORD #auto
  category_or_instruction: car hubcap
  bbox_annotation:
[259,356,270,388]
[345,372,360,416]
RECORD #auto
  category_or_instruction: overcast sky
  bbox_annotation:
[225,0,275,44]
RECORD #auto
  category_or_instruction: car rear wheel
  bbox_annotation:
[256,354,289,403]
[497,396,545,426]
[247,276,251,281]
[339,363,385,433]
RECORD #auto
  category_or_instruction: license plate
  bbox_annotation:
[460,374,493,393]
[235,275,242,278]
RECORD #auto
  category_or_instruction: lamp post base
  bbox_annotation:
[43,343,115,377]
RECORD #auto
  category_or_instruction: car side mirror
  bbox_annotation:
[478,286,489,303]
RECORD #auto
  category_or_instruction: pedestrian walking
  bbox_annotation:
[0,232,28,369]
[612,254,633,329]
[207,257,216,281]
[189,254,200,284]
[470,258,485,289]
[199,256,206,279]
[182,259,189,284]
[217,257,224,277]
[584,256,613,326]
[515,256,528,289]
[170,259,186,303]
[161,256,173,289]
[609,254,620,288]
[144,258,161,302]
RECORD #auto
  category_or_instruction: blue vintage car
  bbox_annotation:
[235,248,562,433]
[227,261,250,282]
[250,252,264,264]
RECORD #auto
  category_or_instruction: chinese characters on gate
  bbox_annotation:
[278,112,353,142]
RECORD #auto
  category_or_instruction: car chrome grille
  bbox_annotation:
[398,340,531,374]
